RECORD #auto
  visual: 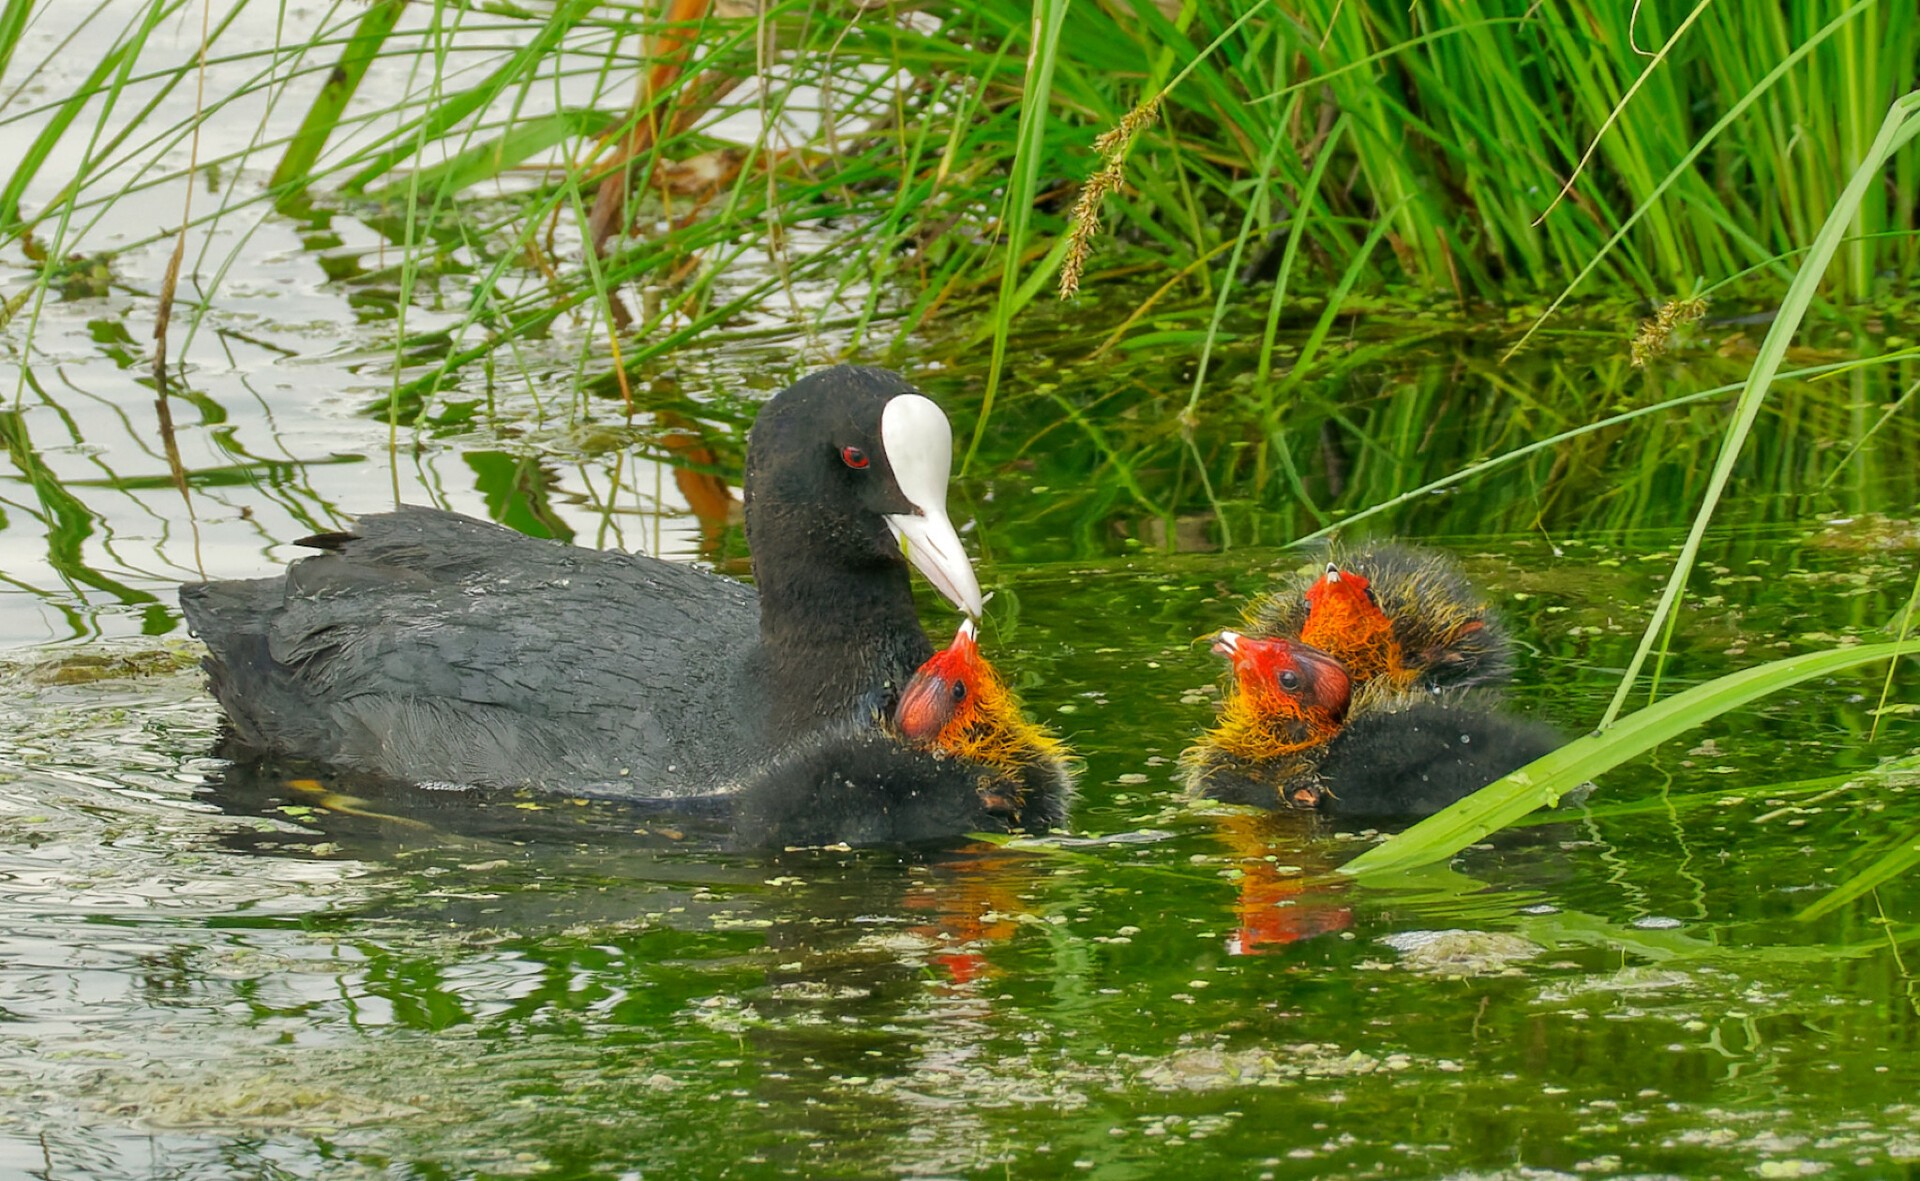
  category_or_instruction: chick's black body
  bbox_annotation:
[1192,691,1559,818]
[177,366,1032,846]
[732,722,1072,848]
[1310,694,1560,817]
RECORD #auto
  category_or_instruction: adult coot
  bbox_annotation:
[1241,543,1512,693]
[1183,632,1558,816]
[179,365,984,803]
[733,620,1073,846]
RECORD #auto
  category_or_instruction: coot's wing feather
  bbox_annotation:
[181,507,760,792]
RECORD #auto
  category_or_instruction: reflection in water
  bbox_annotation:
[0,642,1918,1176]
[190,761,1102,1176]
[1208,812,1355,955]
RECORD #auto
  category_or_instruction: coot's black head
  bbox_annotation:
[744,365,981,617]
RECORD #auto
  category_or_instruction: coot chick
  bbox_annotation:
[1183,632,1558,817]
[179,365,983,800]
[731,621,1074,847]
[895,619,1074,827]
[1242,542,1511,693]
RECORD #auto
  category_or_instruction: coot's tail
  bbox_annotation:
[178,575,308,755]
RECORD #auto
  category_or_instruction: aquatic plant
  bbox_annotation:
[1343,89,1920,877]
[5,1,1919,412]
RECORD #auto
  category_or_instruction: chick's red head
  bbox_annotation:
[1299,563,1394,679]
[1213,630,1352,733]
[895,620,1068,790]
[897,619,986,744]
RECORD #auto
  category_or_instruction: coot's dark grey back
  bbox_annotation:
[179,507,762,793]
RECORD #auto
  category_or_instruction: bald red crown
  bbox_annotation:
[1303,563,1377,623]
[896,621,982,741]
[1298,563,1396,682]
[1215,631,1352,724]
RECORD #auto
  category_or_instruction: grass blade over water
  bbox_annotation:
[1602,90,1920,730]
[1340,640,1920,880]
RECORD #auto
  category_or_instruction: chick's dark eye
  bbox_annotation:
[951,681,967,702]
[841,445,870,469]
[1278,670,1300,691]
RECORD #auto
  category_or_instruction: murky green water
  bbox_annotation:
[5,504,1918,1178]
[5,6,1920,1178]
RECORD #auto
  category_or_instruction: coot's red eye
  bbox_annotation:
[841,446,869,469]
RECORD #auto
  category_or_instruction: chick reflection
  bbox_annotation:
[899,846,1037,986]
[1209,812,1354,955]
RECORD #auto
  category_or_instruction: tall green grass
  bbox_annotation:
[1341,89,1920,879]
[4,0,1917,421]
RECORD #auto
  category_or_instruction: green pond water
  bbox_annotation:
[5,6,1920,1178]
[4,505,1920,1181]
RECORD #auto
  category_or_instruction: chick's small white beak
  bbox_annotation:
[880,393,985,618]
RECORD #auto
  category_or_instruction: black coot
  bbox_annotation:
[179,366,985,816]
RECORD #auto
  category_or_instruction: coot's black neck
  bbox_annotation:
[752,543,934,745]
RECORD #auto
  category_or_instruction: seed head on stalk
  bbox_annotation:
[1060,97,1161,300]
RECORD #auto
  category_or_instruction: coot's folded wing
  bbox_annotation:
[181,507,761,793]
